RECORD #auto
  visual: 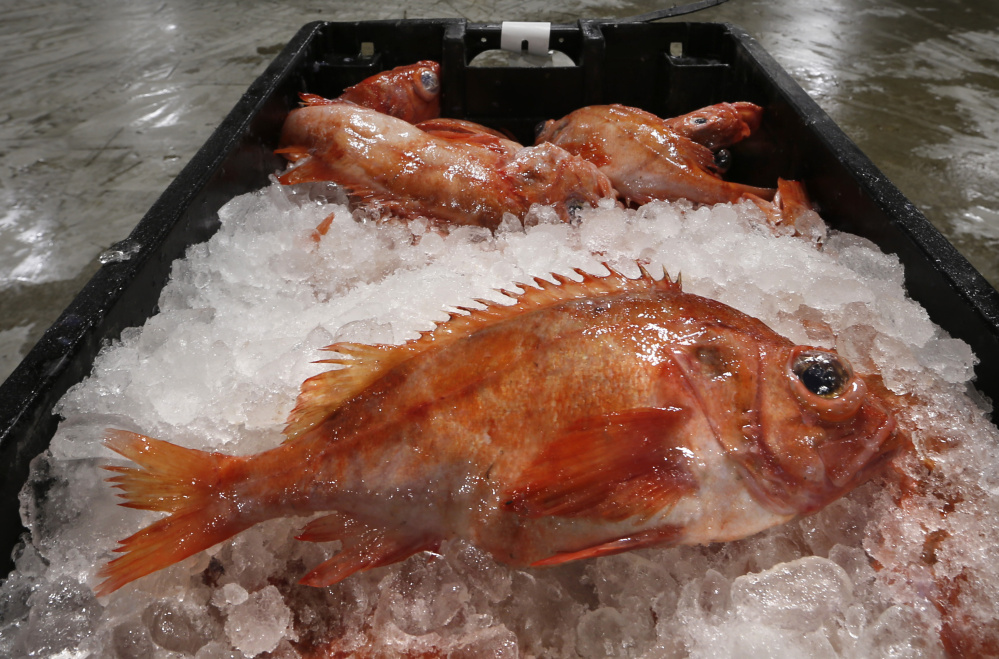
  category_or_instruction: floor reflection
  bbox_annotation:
[1,0,997,381]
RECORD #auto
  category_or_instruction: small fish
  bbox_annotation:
[326,60,441,123]
[536,104,776,205]
[97,265,900,595]
[276,103,614,228]
[664,101,764,151]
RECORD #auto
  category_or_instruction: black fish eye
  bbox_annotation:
[713,148,732,172]
[420,70,440,94]
[792,351,850,398]
[693,116,708,125]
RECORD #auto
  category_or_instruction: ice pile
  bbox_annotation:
[2,178,998,658]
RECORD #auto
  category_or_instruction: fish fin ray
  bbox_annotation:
[276,156,340,185]
[98,430,248,596]
[283,343,416,441]
[297,513,439,587]
[503,408,697,522]
[284,265,678,441]
[531,525,684,567]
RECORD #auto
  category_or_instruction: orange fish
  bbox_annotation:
[663,101,764,151]
[97,266,900,595]
[326,60,441,123]
[536,104,776,205]
[276,103,615,228]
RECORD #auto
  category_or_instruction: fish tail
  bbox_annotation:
[96,430,253,596]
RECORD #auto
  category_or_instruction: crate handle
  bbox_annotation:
[500,21,551,57]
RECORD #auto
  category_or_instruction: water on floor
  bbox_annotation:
[1,0,997,381]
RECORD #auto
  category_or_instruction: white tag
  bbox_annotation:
[500,21,552,57]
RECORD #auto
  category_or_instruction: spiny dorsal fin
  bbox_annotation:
[282,263,679,441]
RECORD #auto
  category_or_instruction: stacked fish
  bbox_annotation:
[96,61,905,598]
[275,60,816,235]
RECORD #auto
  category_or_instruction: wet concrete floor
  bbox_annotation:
[2,0,998,381]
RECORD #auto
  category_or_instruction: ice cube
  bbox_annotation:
[223,585,296,657]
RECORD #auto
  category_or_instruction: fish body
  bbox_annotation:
[334,60,441,123]
[536,104,775,205]
[99,267,899,595]
[664,101,763,150]
[276,103,614,228]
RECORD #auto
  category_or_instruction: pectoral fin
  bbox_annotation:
[504,407,698,522]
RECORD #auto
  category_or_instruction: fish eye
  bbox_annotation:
[792,350,850,398]
[420,70,440,94]
[713,149,732,172]
[692,116,708,125]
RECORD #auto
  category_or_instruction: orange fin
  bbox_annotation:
[284,264,680,441]
[283,342,419,441]
[296,512,439,587]
[276,156,340,185]
[97,430,250,596]
[504,407,698,522]
[532,525,685,567]
[299,92,337,106]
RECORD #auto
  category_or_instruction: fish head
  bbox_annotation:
[508,142,617,218]
[667,102,763,150]
[745,343,901,514]
[670,315,900,517]
[338,60,441,123]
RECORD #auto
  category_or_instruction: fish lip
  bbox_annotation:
[786,346,866,423]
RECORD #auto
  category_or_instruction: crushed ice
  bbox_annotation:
[1,177,997,657]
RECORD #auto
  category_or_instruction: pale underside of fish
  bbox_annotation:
[276,102,615,229]
[537,104,777,206]
[97,266,900,596]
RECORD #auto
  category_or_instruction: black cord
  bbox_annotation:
[615,0,732,23]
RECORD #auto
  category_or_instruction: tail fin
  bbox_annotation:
[96,430,252,596]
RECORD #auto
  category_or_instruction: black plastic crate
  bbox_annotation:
[2,18,998,578]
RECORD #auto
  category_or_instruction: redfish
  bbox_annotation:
[329,60,441,123]
[97,266,900,595]
[536,104,775,205]
[276,103,614,228]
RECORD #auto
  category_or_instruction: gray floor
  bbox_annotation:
[2,0,998,382]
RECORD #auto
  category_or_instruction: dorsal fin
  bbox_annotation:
[282,263,679,441]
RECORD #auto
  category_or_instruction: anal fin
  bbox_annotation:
[296,512,439,587]
[531,525,684,567]
[504,407,698,522]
